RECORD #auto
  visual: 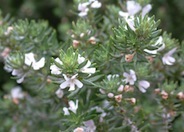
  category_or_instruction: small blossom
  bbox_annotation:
[177,92,184,100]
[78,2,89,17]
[124,85,134,92]
[1,47,11,58]
[162,48,177,65]
[107,74,119,81]
[117,85,124,92]
[125,53,135,62]
[11,86,24,104]
[107,93,114,98]
[73,40,80,48]
[126,98,136,104]
[141,4,152,17]
[90,0,102,8]
[4,26,14,35]
[99,89,106,94]
[74,127,84,132]
[55,89,64,98]
[12,69,27,83]
[144,36,165,54]
[25,52,45,70]
[146,56,154,63]
[127,1,142,16]
[60,74,83,91]
[83,120,96,132]
[50,58,63,75]
[154,88,161,94]
[123,69,137,85]
[161,90,169,100]
[11,86,24,99]
[80,33,85,38]
[78,55,96,74]
[89,36,96,44]
[63,100,79,115]
[119,1,151,17]
[138,80,150,93]
[115,94,122,102]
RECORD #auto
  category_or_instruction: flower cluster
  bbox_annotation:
[78,0,102,17]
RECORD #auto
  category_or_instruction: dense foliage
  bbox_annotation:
[0,0,184,131]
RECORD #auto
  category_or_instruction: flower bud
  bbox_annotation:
[161,90,168,100]
[154,88,161,94]
[117,85,124,92]
[99,89,106,94]
[126,98,136,104]
[146,56,154,63]
[89,36,96,44]
[114,94,122,102]
[4,26,13,35]
[74,127,84,132]
[177,92,184,100]
[1,47,11,58]
[124,85,134,92]
[71,34,75,38]
[125,53,134,62]
[107,93,114,98]
[73,40,80,48]
[80,33,85,38]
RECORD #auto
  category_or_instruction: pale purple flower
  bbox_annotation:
[55,88,64,98]
[24,52,45,70]
[11,86,24,99]
[60,74,83,91]
[162,48,177,65]
[50,57,63,75]
[123,69,137,85]
[83,120,96,132]
[78,2,90,17]
[127,1,142,16]
[90,0,101,8]
[138,80,150,93]
[63,100,79,115]
[119,1,152,18]
[141,4,152,17]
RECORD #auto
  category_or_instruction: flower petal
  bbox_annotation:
[60,81,69,89]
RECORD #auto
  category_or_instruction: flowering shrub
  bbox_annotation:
[0,0,184,131]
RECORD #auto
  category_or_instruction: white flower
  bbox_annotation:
[4,26,13,35]
[107,74,119,81]
[24,52,45,70]
[162,48,177,65]
[119,1,152,18]
[78,55,96,74]
[55,88,64,98]
[138,80,150,93]
[127,1,142,16]
[50,57,63,75]
[60,74,83,91]
[144,36,165,54]
[12,69,27,83]
[63,100,78,115]
[141,4,152,17]
[90,0,102,8]
[83,120,96,132]
[125,16,135,31]
[11,87,24,99]
[123,69,137,85]
[78,2,90,17]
